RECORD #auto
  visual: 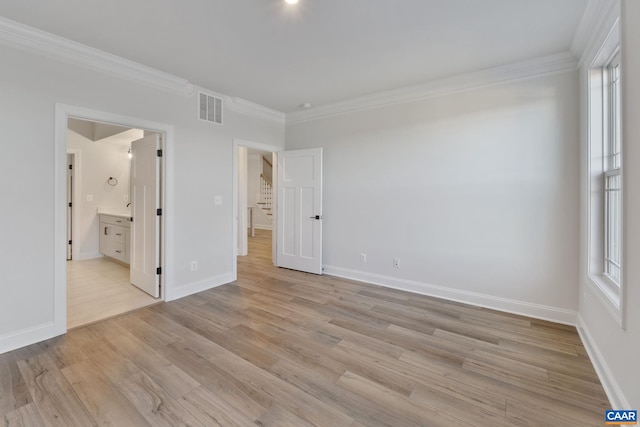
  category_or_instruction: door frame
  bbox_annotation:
[66,150,80,261]
[54,103,173,335]
[232,138,281,280]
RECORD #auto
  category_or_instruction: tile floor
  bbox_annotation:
[67,257,159,329]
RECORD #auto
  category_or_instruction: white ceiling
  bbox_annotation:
[0,0,588,113]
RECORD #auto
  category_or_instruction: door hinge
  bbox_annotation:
[157,149,163,157]
[156,267,162,275]
[157,208,162,216]
[68,240,72,245]
[130,217,133,222]
[68,164,73,170]
[68,202,72,207]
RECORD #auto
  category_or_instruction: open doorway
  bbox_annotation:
[233,140,325,279]
[233,139,280,278]
[245,148,275,257]
[66,117,163,329]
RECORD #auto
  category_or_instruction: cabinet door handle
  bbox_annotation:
[116,233,122,236]
[104,227,109,235]
[115,250,122,254]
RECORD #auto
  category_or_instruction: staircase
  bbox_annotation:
[256,155,273,220]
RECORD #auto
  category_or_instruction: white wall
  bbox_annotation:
[0,43,284,351]
[67,128,141,259]
[248,153,272,229]
[577,0,640,409]
[286,71,580,321]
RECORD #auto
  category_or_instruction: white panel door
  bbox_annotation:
[130,134,160,297]
[276,148,323,274]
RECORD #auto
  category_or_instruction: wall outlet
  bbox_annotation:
[190,261,198,271]
[360,253,367,263]
[214,195,223,206]
[86,194,93,202]
[393,258,400,268]
[123,194,129,202]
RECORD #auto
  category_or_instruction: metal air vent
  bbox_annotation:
[199,92,223,125]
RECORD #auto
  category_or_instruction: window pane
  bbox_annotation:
[604,171,621,285]
[608,57,621,170]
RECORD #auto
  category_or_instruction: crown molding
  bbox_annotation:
[0,15,580,127]
[571,0,607,59]
[228,97,285,124]
[286,51,578,125]
[286,51,577,125]
[0,15,287,123]
[195,86,284,125]
[195,86,285,124]
[573,0,620,68]
[0,16,195,96]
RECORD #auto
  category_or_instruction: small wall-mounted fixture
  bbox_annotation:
[128,148,132,159]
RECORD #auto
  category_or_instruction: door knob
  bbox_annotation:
[310,215,323,220]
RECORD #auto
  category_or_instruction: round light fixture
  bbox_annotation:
[285,0,299,4]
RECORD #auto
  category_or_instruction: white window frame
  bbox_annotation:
[603,51,622,287]
[586,20,625,328]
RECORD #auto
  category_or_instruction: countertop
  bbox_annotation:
[98,210,131,219]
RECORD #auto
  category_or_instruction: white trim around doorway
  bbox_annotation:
[54,103,174,336]
[232,138,281,281]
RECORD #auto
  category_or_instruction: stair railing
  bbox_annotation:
[258,174,273,219]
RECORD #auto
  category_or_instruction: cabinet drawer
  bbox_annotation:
[113,217,129,227]
[114,226,126,244]
[99,214,131,227]
[113,242,126,261]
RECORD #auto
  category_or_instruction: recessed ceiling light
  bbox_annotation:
[285,0,299,4]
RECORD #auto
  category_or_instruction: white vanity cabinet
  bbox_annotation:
[99,214,131,264]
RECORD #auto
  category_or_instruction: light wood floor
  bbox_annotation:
[67,257,159,329]
[2,230,608,426]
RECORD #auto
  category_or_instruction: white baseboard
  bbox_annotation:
[323,265,577,325]
[0,272,235,355]
[76,251,103,260]
[576,314,629,409]
[165,272,234,302]
[253,224,272,231]
[0,322,58,355]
